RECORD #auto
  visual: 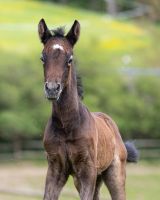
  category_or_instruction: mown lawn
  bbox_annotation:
[0,160,159,200]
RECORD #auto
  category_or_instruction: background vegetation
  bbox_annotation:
[1,0,160,150]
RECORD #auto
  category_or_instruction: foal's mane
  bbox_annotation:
[76,73,84,100]
[50,26,84,100]
[51,27,65,37]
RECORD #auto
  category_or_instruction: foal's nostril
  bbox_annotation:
[45,82,49,91]
[45,82,61,92]
[56,83,61,91]
[44,82,62,99]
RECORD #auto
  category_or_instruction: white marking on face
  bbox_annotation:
[52,44,64,51]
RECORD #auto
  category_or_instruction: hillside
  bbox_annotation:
[1,0,159,68]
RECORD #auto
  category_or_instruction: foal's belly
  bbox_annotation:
[93,113,115,174]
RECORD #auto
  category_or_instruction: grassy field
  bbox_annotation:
[1,0,160,69]
[0,160,159,200]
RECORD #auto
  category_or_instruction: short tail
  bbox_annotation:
[125,141,139,163]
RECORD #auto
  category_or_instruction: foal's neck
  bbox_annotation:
[52,69,81,132]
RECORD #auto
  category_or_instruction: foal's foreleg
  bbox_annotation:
[74,166,97,200]
[93,175,103,200]
[43,162,68,200]
[102,159,126,200]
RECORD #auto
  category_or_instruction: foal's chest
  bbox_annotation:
[44,132,95,172]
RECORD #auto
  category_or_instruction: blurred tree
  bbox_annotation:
[0,60,44,156]
[105,0,118,16]
[39,0,160,21]
[0,111,40,158]
[59,0,68,4]
[43,0,106,12]
[83,67,160,139]
[90,0,98,10]
[140,0,160,22]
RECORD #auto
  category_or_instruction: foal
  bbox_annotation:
[38,19,138,200]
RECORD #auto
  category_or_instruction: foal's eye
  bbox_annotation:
[68,55,73,64]
[40,54,45,63]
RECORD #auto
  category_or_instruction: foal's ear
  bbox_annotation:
[66,20,80,46]
[38,19,52,44]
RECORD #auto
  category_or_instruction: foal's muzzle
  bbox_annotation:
[44,81,62,101]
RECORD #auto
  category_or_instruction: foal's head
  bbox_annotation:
[38,19,80,101]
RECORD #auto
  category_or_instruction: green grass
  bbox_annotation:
[126,161,160,199]
[0,160,159,200]
[0,194,40,200]
[1,0,160,69]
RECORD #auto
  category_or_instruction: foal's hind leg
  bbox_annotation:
[102,158,126,200]
[93,175,103,200]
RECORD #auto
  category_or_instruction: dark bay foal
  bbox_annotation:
[38,19,138,200]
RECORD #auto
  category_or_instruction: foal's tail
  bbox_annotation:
[125,141,139,163]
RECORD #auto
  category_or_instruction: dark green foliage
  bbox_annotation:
[83,68,160,139]
[43,0,106,12]
[0,0,160,148]
[40,0,160,22]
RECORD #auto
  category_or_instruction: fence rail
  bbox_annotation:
[134,139,160,160]
[0,139,160,160]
